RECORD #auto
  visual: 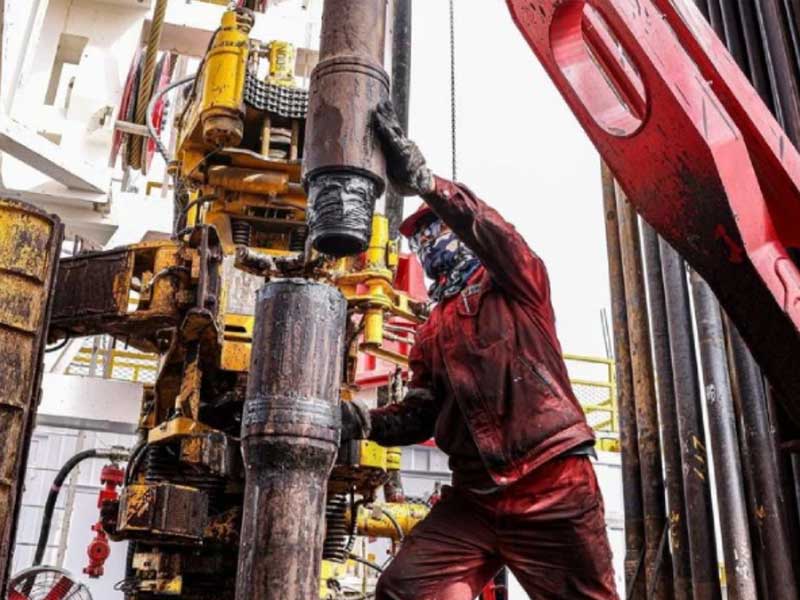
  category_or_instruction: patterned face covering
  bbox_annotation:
[410,219,481,302]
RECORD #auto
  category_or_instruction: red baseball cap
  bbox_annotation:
[399,204,438,237]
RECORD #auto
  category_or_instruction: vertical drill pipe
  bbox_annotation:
[386,0,412,239]
[690,272,756,600]
[755,0,800,144]
[601,163,645,600]
[236,280,347,600]
[714,0,749,76]
[726,322,799,599]
[130,0,168,171]
[616,188,672,600]
[304,0,390,256]
[640,223,693,600]
[0,200,62,595]
[737,0,776,109]
[659,239,722,600]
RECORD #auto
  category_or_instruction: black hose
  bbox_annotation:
[33,447,129,566]
[44,337,70,353]
[348,553,384,573]
[146,74,196,163]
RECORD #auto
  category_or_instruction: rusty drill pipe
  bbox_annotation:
[386,0,412,239]
[726,321,799,600]
[0,199,62,595]
[690,272,757,600]
[640,222,692,600]
[616,188,672,600]
[236,280,347,600]
[601,164,645,599]
[659,239,722,600]
[304,0,390,257]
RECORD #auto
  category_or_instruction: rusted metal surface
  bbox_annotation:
[50,241,185,352]
[640,222,692,600]
[726,321,799,599]
[600,163,644,599]
[616,189,672,599]
[236,279,346,600]
[506,0,800,419]
[118,483,209,543]
[0,199,62,595]
[304,0,390,256]
[690,271,756,600]
[659,239,722,600]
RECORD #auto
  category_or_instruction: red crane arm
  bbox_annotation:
[506,0,800,418]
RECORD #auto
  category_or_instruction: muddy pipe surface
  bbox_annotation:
[236,280,347,600]
[304,0,390,256]
[726,321,799,600]
[616,188,672,600]
[640,223,692,600]
[659,239,722,600]
[690,272,756,600]
[601,164,645,600]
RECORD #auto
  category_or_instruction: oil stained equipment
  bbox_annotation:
[36,5,428,599]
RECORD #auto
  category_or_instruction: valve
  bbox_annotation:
[83,464,124,578]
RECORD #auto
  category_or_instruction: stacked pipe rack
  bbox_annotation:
[607,1,800,598]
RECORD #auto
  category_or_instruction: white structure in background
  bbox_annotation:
[2,1,624,598]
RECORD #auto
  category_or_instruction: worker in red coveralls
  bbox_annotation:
[341,101,619,600]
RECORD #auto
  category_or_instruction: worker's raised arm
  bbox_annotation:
[422,176,550,308]
[373,100,549,307]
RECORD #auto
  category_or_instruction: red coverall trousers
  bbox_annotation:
[376,457,619,600]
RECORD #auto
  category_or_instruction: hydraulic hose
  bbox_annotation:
[33,447,129,566]
[146,74,196,163]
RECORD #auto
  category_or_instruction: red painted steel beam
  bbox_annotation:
[507,0,800,420]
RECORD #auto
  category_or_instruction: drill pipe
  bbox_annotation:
[640,223,692,600]
[386,0,412,240]
[236,280,347,600]
[726,321,799,599]
[690,272,756,600]
[601,164,645,600]
[659,239,722,600]
[304,0,390,256]
[754,0,800,145]
[616,188,672,600]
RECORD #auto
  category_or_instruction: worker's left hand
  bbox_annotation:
[341,399,371,441]
[373,101,435,196]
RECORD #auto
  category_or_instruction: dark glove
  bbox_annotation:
[372,100,435,196]
[340,400,372,441]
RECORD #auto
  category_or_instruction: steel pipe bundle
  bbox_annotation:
[601,163,645,599]
[605,0,800,597]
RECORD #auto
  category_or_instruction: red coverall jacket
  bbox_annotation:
[370,176,596,487]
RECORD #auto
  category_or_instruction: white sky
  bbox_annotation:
[406,0,611,357]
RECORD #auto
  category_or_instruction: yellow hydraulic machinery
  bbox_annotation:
[44,7,429,599]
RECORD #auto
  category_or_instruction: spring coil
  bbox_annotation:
[232,220,252,246]
[144,444,225,512]
[323,494,350,563]
[289,225,309,252]
[144,444,178,483]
